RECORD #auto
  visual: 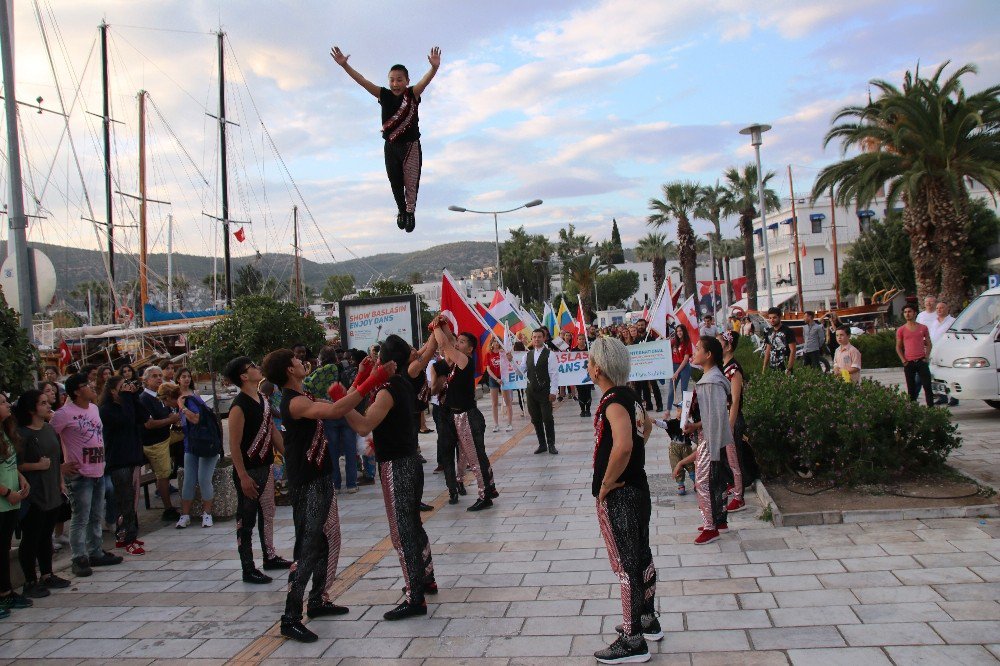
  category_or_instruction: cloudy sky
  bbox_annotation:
[5,0,999,278]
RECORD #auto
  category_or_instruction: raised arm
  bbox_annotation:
[330,46,380,98]
[412,47,441,98]
[408,335,438,379]
[433,319,469,369]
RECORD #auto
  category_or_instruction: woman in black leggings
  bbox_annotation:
[0,393,34,613]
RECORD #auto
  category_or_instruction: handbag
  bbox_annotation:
[55,492,72,523]
[185,398,223,458]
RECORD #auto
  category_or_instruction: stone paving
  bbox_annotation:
[0,383,998,665]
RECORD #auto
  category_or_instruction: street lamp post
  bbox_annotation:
[448,199,543,289]
[740,123,773,309]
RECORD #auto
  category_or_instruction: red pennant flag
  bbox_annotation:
[58,339,72,370]
[234,227,246,243]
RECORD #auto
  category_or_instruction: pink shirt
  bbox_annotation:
[50,401,105,478]
[834,344,862,384]
[896,323,930,362]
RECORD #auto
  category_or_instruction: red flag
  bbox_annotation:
[731,276,748,301]
[234,227,246,243]
[800,242,807,257]
[676,295,701,345]
[58,339,72,370]
[440,270,491,375]
[577,299,588,347]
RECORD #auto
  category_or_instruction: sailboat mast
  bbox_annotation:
[218,31,233,306]
[0,0,34,339]
[293,205,302,308]
[788,165,804,310]
[138,90,148,323]
[101,21,114,282]
[167,214,173,312]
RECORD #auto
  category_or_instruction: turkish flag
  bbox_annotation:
[58,339,72,369]
[676,294,701,344]
[731,276,748,301]
[234,227,246,243]
[439,270,491,375]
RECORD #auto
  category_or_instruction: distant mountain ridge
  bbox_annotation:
[0,240,497,302]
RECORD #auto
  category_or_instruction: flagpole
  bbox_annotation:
[643,279,667,342]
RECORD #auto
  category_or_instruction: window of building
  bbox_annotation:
[643,274,648,282]
[814,258,825,275]
[811,217,823,234]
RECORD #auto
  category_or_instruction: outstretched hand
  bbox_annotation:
[330,46,349,67]
[427,46,442,68]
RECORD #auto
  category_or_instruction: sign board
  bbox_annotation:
[500,340,672,390]
[338,294,420,352]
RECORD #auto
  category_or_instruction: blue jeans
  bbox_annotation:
[324,418,357,490]
[182,453,220,501]
[66,475,105,560]
[665,364,693,411]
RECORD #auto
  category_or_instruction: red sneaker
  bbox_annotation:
[116,539,145,548]
[694,529,720,545]
[726,498,746,513]
[125,542,145,555]
[717,522,728,532]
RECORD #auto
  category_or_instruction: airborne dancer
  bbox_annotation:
[330,45,441,233]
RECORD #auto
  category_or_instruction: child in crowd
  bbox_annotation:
[653,416,695,496]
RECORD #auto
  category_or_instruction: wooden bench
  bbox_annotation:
[140,466,158,509]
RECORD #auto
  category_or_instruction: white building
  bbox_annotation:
[551,259,719,313]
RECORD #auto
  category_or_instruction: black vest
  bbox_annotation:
[526,348,551,393]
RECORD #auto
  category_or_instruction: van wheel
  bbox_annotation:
[985,400,1000,410]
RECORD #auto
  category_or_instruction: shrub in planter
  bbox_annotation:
[743,366,960,485]
[852,331,901,369]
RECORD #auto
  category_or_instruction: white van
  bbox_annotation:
[931,286,1000,409]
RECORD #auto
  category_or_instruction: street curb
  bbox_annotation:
[754,479,999,527]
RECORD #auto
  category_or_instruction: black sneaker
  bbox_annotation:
[456,483,467,496]
[487,486,500,499]
[594,632,650,664]
[71,556,92,578]
[306,601,349,618]
[419,502,434,512]
[401,580,439,595]
[396,213,406,229]
[548,445,559,455]
[263,556,293,570]
[280,617,317,643]
[467,498,493,512]
[383,601,427,621]
[242,569,273,585]
[0,591,33,608]
[448,491,459,505]
[89,551,124,567]
[404,212,416,233]
[21,582,49,600]
[162,507,180,521]
[534,445,547,454]
[615,614,663,641]
[41,574,71,589]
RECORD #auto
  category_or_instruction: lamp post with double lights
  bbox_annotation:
[739,123,773,309]
[448,199,543,289]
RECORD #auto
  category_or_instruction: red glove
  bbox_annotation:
[356,362,393,396]
[352,357,374,389]
[327,382,347,402]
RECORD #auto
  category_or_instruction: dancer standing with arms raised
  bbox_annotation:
[330,45,440,233]
[588,337,658,664]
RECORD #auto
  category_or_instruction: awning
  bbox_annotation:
[781,217,795,225]
[766,222,779,230]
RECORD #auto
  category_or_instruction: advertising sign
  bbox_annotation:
[500,340,672,390]
[339,295,420,351]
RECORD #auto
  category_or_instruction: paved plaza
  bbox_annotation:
[1,377,999,665]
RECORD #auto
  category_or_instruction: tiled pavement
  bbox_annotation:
[1,385,998,665]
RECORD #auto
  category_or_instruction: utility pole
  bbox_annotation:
[788,165,804,311]
[830,191,841,308]
[217,31,233,306]
[0,0,34,339]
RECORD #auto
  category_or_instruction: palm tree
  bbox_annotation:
[565,253,600,323]
[70,280,111,324]
[695,183,728,280]
[634,232,669,298]
[722,164,781,310]
[648,181,700,298]
[813,62,1000,305]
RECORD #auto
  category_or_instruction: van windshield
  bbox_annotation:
[951,294,1000,334]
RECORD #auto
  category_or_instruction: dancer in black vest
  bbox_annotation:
[345,335,437,620]
[432,316,497,511]
[508,327,559,454]
[224,357,292,586]
[588,336,659,664]
[261,348,392,643]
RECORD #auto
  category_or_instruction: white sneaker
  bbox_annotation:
[51,537,62,552]
[491,425,500,433]
[202,514,214,528]
[175,515,191,529]
[505,424,512,432]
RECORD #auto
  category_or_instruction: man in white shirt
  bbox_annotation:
[927,301,955,342]
[915,296,937,328]
[507,328,559,455]
[698,315,719,339]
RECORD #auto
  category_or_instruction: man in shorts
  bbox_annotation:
[137,366,181,521]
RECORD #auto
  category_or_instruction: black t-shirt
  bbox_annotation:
[232,391,275,470]
[765,324,796,369]
[138,391,171,446]
[407,369,427,411]
[372,375,419,463]
[443,356,476,412]
[279,388,332,489]
[591,385,648,498]
[15,424,62,511]
[99,395,146,470]
[379,86,420,143]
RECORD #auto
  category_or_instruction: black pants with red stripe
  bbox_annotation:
[380,454,434,605]
[283,476,340,621]
[596,485,656,635]
[384,140,422,214]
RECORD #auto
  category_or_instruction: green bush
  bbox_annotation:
[0,294,38,398]
[743,366,960,485]
[852,331,900,369]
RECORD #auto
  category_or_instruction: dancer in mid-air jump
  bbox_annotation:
[330,45,441,234]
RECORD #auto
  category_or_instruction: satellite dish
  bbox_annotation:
[0,249,57,313]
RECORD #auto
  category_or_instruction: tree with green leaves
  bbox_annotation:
[500,226,554,304]
[189,295,326,373]
[634,232,669,298]
[696,183,728,280]
[648,181,700,298]
[722,164,781,310]
[69,280,111,324]
[234,264,264,297]
[0,294,39,398]
[321,274,356,302]
[813,62,1000,307]
[596,269,639,310]
[609,218,626,263]
[564,253,601,322]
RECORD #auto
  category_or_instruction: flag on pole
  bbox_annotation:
[556,297,574,336]
[647,278,672,340]
[577,298,589,348]
[487,290,526,334]
[508,289,541,330]
[676,294,701,344]
[542,302,556,337]
[440,270,492,375]
[58,339,73,370]
[234,227,246,243]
